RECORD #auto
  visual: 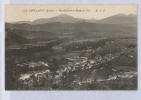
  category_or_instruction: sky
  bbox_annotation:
[5,5,137,22]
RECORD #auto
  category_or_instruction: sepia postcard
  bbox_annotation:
[5,5,137,90]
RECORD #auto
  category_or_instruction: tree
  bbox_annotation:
[5,57,17,90]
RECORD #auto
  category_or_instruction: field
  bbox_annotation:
[93,38,137,56]
[75,37,137,83]
[76,69,112,82]
[50,51,81,60]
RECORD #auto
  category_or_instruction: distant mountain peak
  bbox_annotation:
[128,14,137,17]
[97,13,137,27]
[117,13,137,17]
[117,13,127,16]
[56,14,73,18]
[30,14,82,24]
[54,14,74,18]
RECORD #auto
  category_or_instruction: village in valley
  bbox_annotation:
[5,12,137,90]
[5,35,137,90]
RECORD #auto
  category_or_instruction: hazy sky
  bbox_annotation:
[5,5,137,22]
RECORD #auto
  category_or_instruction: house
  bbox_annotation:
[82,49,94,53]
[89,60,96,64]
[17,64,24,67]
[107,75,117,80]
[19,74,31,80]
[66,58,75,62]
[79,57,88,60]
[21,61,49,68]
[128,55,133,58]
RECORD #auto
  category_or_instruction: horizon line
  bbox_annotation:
[5,13,137,23]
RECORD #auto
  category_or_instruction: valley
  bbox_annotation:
[5,13,137,90]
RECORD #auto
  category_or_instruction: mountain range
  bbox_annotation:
[5,13,137,46]
[10,13,137,27]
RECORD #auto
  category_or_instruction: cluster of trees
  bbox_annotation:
[127,44,137,48]
[12,69,77,90]
[5,28,60,46]
[5,56,66,90]
[5,31,29,47]
[13,73,54,90]
[5,38,70,62]
[5,57,18,90]
[86,76,137,90]
[64,38,115,52]
[12,74,137,90]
